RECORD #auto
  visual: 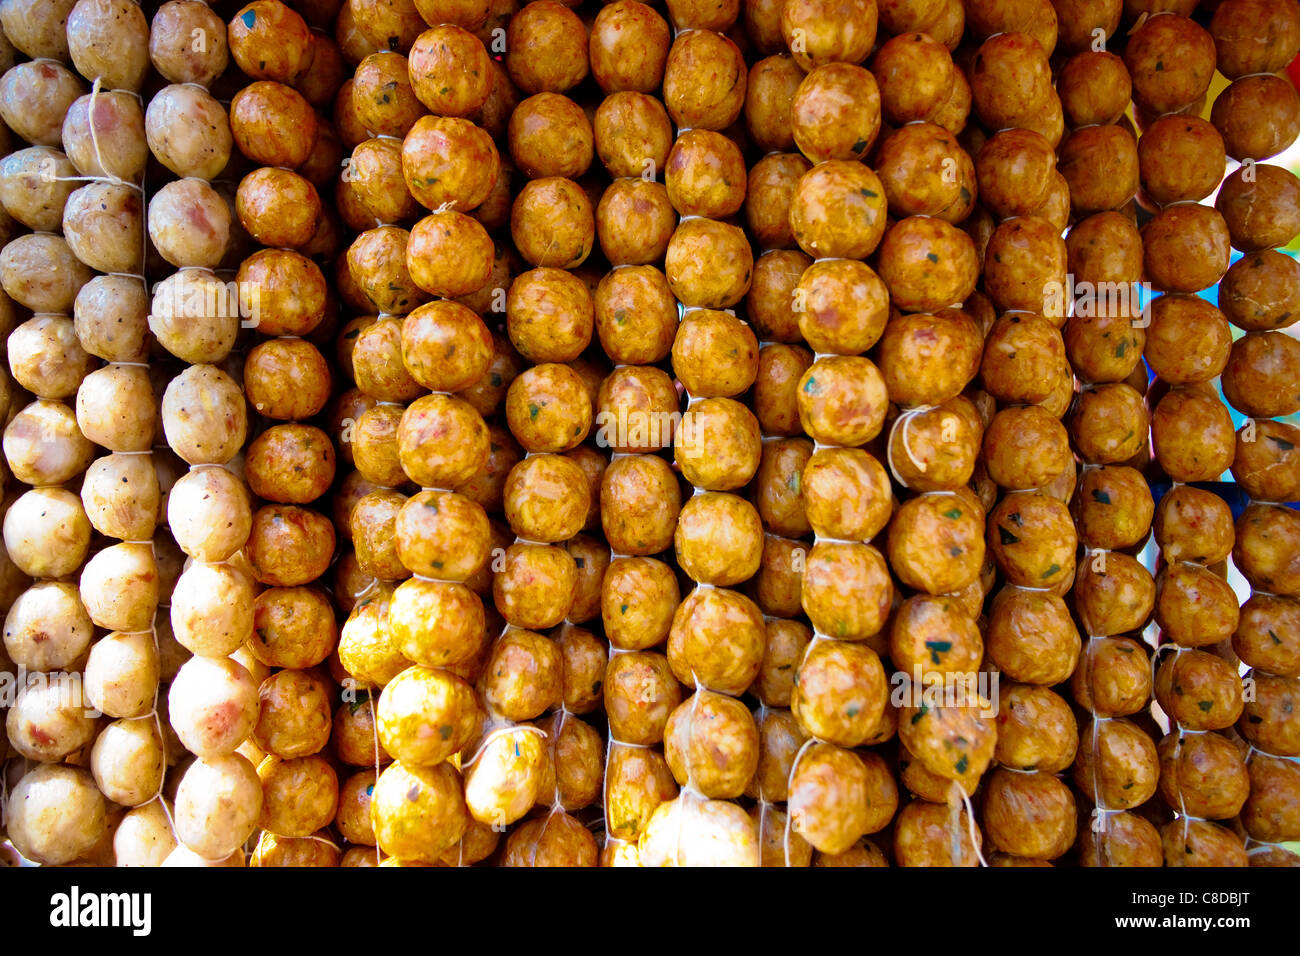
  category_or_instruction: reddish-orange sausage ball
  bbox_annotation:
[511,177,594,269]
[246,505,336,587]
[791,63,882,164]
[247,425,336,504]
[1058,125,1139,216]
[781,0,877,69]
[1151,387,1237,483]
[1144,296,1232,386]
[1222,332,1300,420]
[1232,419,1300,503]
[665,219,753,310]
[1215,164,1300,254]
[1219,250,1300,333]
[878,122,975,223]
[665,129,747,219]
[970,32,1052,130]
[593,91,673,180]
[244,339,332,422]
[873,32,956,126]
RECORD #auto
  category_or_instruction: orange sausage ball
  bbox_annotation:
[791,63,882,164]
[1219,250,1300,333]
[228,1,314,84]
[662,29,746,131]
[508,92,591,180]
[505,0,589,95]
[403,115,501,212]
[665,129,747,219]
[664,218,753,309]
[1215,163,1300,254]
[1144,295,1232,386]
[1211,74,1300,162]
[1124,13,1216,116]
[408,24,492,117]
[511,176,594,269]
[589,0,670,94]
[1151,387,1237,483]
[876,216,980,313]
[600,454,681,556]
[1059,51,1131,127]
[593,91,673,180]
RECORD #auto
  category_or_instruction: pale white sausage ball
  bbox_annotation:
[74,274,150,363]
[0,0,77,60]
[160,364,248,465]
[149,269,242,364]
[170,562,255,657]
[8,314,95,400]
[3,487,91,578]
[0,233,93,312]
[114,799,178,866]
[60,90,147,182]
[84,631,159,719]
[62,181,144,275]
[172,752,262,860]
[66,0,151,92]
[3,400,95,486]
[167,466,252,562]
[81,453,161,541]
[76,364,156,452]
[145,84,232,180]
[2,580,93,672]
[79,541,159,633]
[150,0,229,86]
[6,763,105,866]
[0,146,78,231]
[90,716,166,807]
[167,654,259,757]
[0,61,85,147]
[148,178,231,268]
[5,674,98,762]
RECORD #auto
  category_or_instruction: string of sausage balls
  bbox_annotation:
[773,9,897,867]
[1045,11,1155,867]
[746,146,816,862]
[168,0,332,866]
[584,1,681,867]
[1201,2,1300,865]
[1230,417,1300,863]
[1116,8,1244,868]
[1008,16,1147,867]
[874,31,992,865]
[339,14,515,867]
[741,53,823,858]
[488,0,604,864]
[1058,3,1300,866]
[0,0,161,866]
[228,4,348,863]
[3,0,1299,870]
[760,0,975,872]
[639,13,766,867]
